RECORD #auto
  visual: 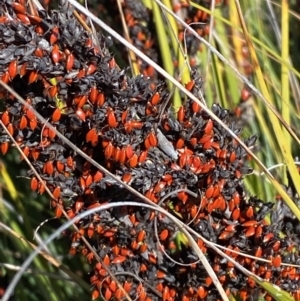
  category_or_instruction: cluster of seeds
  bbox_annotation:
[1,1,300,301]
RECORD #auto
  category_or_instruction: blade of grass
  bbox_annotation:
[161,0,191,85]
[281,0,290,185]
[189,1,300,83]
[235,0,300,210]
[0,222,91,293]
[151,0,182,109]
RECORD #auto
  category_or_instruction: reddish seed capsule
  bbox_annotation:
[31,148,40,161]
[12,2,26,14]
[176,138,185,149]
[128,153,138,168]
[89,85,98,104]
[1,142,8,155]
[255,225,263,238]
[109,57,116,68]
[138,150,148,164]
[103,254,110,265]
[26,109,35,120]
[27,14,42,25]
[6,123,14,136]
[185,80,195,91]
[198,135,212,144]
[212,184,220,198]
[218,149,227,160]
[86,63,96,75]
[8,60,17,79]
[162,286,170,301]
[109,280,117,292]
[50,27,59,45]
[28,70,38,84]
[76,108,86,121]
[245,206,254,218]
[113,146,121,162]
[93,170,103,182]
[131,121,143,130]
[1,71,9,83]
[55,202,63,218]
[17,13,30,25]
[179,152,187,168]
[148,132,158,147]
[154,181,166,193]
[86,128,98,146]
[241,87,251,102]
[197,286,207,299]
[159,229,169,241]
[38,181,46,194]
[233,191,240,207]
[111,255,126,264]
[263,232,274,243]
[272,240,281,252]
[35,25,44,35]
[232,207,240,221]
[52,108,61,122]
[56,161,65,173]
[34,47,43,58]
[121,109,128,124]
[52,186,61,199]
[29,118,37,129]
[104,142,113,159]
[204,119,213,134]
[1,111,10,126]
[77,68,86,79]
[97,92,105,107]
[177,106,185,122]
[118,148,126,164]
[19,62,27,77]
[192,101,201,113]
[122,173,132,184]
[205,185,214,199]
[242,220,258,227]
[19,115,28,130]
[85,38,93,48]
[294,291,300,301]
[85,175,93,187]
[51,45,60,64]
[150,92,160,105]
[219,231,233,240]
[254,246,262,258]
[272,255,281,268]
[123,281,132,293]
[79,177,86,191]
[244,227,256,237]
[87,223,94,238]
[177,191,188,204]
[44,161,54,175]
[107,108,118,128]
[162,174,173,185]
[30,177,39,191]
[66,53,74,71]
[0,16,8,23]
[125,145,134,159]
[144,137,151,149]
[48,85,58,98]
[75,200,84,212]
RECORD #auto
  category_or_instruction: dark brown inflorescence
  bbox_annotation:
[0,1,300,301]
